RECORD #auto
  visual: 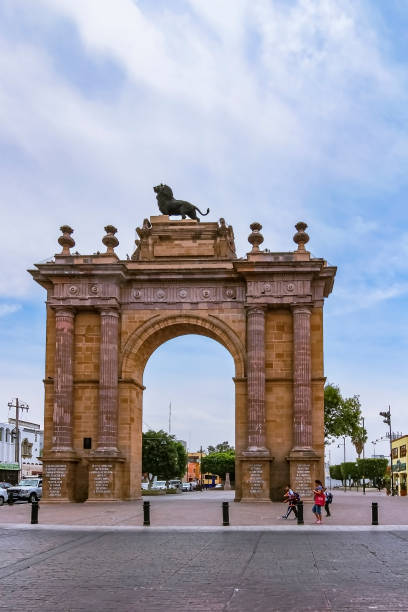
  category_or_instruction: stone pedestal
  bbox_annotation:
[239,454,273,502]
[288,452,320,499]
[87,457,124,501]
[42,456,79,502]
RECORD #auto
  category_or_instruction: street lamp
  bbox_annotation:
[379,406,394,495]
[371,441,377,458]
[361,416,366,495]
[337,436,346,491]
[7,398,29,481]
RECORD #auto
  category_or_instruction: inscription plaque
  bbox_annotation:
[91,463,113,495]
[295,463,311,497]
[45,464,67,498]
[248,463,264,495]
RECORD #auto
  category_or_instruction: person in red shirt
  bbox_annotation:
[312,480,326,524]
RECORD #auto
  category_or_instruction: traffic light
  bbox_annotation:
[380,410,391,425]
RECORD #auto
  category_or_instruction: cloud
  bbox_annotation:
[0,304,21,317]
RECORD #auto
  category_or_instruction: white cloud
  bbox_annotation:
[0,304,21,317]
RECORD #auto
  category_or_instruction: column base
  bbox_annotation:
[42,453,79,502]
[87,455,125,501]
[238,451,274,502]
[287,448,321,500]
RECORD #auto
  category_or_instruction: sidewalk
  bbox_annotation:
[1,489,407,528]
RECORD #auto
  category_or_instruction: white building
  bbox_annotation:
[0,419,43,483]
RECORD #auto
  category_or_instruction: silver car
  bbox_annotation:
[7,478,42,503]
[0,487,8,506]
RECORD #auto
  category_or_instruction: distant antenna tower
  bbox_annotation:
[168,401,172,435]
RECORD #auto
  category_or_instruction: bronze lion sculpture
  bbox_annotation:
[153,184,209,221]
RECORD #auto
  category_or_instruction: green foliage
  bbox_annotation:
[357,458,388,489]
[201,450,235,480]
[207,441,234,454]
[142,429,186,485]
[174,440,188,478]
[329,464,343,481]
[324,383,364,442]
[351,425,368,458]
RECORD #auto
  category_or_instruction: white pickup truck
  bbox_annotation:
[7,478,42,503]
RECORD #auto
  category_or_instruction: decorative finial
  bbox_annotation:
[248,222,264,253]
[102,225,119,254]
[293,222,310,252]
[58,225,75,255]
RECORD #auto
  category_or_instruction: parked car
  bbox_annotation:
[152,481,167,490]
[141,482,149,490]
[0,487,8,506]
[181,482,191,491]
[0,481,13,489]
[7,478,42,503]
[168,480,182,490]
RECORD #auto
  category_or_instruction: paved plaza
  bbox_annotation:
[1,527,408,611]
[0,489,407,528]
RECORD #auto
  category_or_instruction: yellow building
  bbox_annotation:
[391,435,408,496]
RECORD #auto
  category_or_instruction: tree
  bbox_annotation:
[207,441,234,454]
[351,425,368,458]
[340,462,360,489]
[329,464,343,483]
[201,450,235,481]
[324,383,363,441]
[174,440,188,479]
[357,458,388,490]
[142,429,182,487]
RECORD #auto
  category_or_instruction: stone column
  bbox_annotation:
[52,307,75,452]
[246,306,267,451]
[292,305,312,449]
[96,308,120,453]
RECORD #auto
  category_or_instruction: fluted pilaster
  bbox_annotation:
[292,305,312,449]
[246,306,267,450]
[97,308,120,453]
[52,307,75,452]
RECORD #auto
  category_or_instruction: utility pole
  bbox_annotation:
[7,397,29,481]
[379,406,394,495]
[199,445,203,490]
[168,401,171,435]
[361,416,366,495]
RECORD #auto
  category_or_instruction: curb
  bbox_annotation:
[1,523,408,533]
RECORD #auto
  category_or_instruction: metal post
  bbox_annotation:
[343,436,346,492]
[297,501,304,525]
[31,500,39,524]
[222,501,230,526]
[372,502,379,525]
[362,416,366,495]
[143,500,150,526]
[388,407,395,495]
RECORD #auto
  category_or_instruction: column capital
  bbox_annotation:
[246,305,267,316]
[291,304,312,315]
[99,307,120,318]
[53,305,75,318]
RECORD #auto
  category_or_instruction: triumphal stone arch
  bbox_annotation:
[30,211,336,503]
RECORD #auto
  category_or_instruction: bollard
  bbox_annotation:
[372,502,379,525]
[297,501,304,525]
[143,500,150,526]
[31,500,39,524]
[7,492,14,505]
[222,501,230,526]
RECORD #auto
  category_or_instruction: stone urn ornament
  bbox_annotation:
[58,225,75,255]
[102,225,119,254]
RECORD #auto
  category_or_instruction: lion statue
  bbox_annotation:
[153,184,209,221]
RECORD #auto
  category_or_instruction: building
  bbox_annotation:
[0,419,43,484]
[391,435,407,496]
[185,451,221,487]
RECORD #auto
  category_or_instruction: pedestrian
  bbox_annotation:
[324,490,333,517]
[281,485,298,519]
[312,480,325,524]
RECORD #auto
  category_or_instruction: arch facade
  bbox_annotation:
[30,215,336,502]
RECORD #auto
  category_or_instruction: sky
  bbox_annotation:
[0,0,407,463]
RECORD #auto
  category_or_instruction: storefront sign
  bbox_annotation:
[0,462,19,470]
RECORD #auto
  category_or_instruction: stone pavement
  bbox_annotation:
[1,528,408,611]
[0,489,407,528]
